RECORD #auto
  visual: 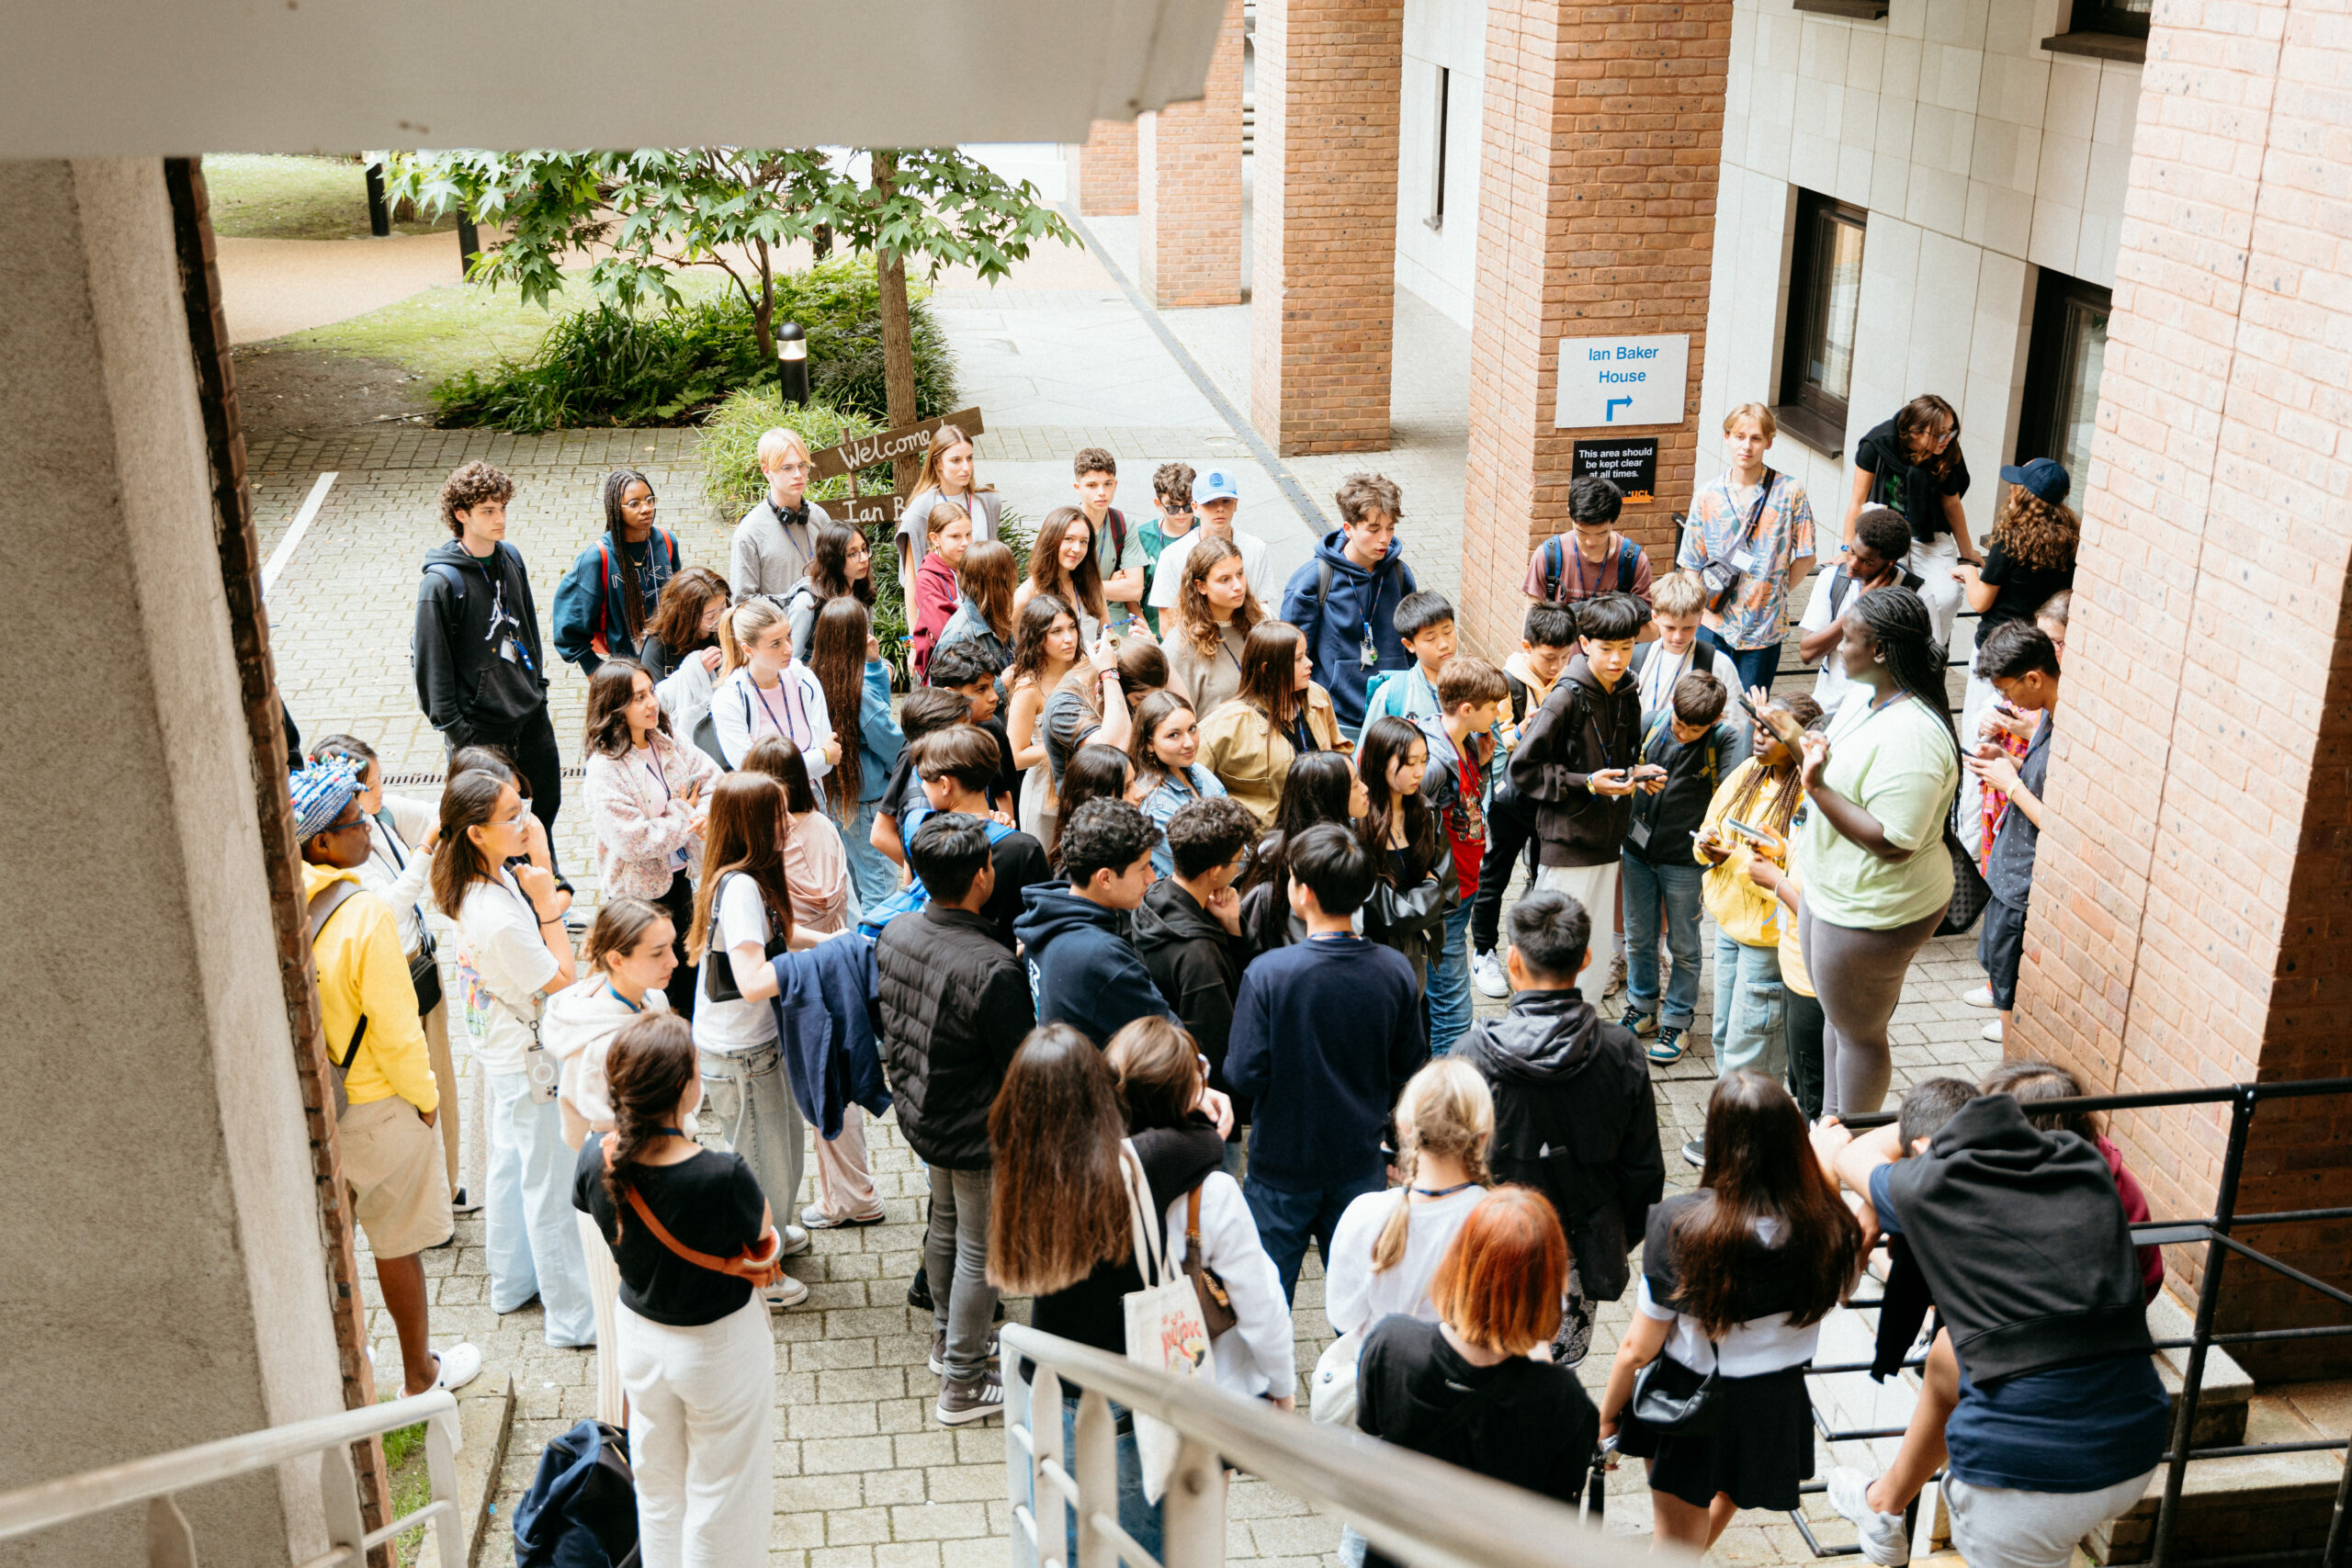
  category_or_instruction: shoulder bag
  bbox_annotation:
[1698,472,1776,614]
[704,875,793,1002]
[1182,1185,1239,1337]
[1627,1338,1721,1438]
[1931,726,1990,937]
[600,1141,786,1286]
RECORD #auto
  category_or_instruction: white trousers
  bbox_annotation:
[619,1295,776,1568]
[1534,861,1623,950]
[1907,532,1963,655]
[1945,1467,2159,1568]
[575,1210,626,1427]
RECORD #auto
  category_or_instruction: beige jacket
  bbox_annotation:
[1199,683,1347,827]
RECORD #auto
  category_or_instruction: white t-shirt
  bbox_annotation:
[1634,1214,1824,1376]
[692,872,780,1053]
[1321,1184,1487,1337]
[1146,527,1272,610]
[455,870,563,1077]
[1799,568,1865,710]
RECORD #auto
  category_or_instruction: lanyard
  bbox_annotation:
[1412,1181,1476,1199]
[606,984,643,1012]
[1566,534,1618,599]
[639,748,672,810]
[752,673,810,749]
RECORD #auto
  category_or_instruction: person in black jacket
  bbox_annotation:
[875,814,1037,1427]
[413,461,562,846]
[1454,890,1663,1367]
[1132,796,1257,1167]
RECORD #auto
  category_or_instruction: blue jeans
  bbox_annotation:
[697,1043,806,1231]
[1711,934,1786,1078]
[1697,628,1783,694]
[1244,1170,1385,1302]
[1424,900,1476,1054]
[1043,1398,1159,1563]
[1622,855,1705,1029]
[485,1069,598,1347]
[839,793,898,913]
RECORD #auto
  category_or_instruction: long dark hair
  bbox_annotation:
[1009,594,1077,694]
[741,736,822,816]
[1027,506,1107,626]
[1236,621,1306,728]
[599,1011,698,1233]
[1674,1071,1863,1337]
[687,773,794,962]
[1238,751,1357,898]
[431,770,512,918]
[602,468,659,645]
[1355,716,1436,886]
[956,539,1019,645]
[1726,693,1825,839]
[988,1024,1133,1294]
[582,657,669,759]
[1851,586,1959,759]
[808,596,870,818]
[645,566,729,660]
[1049,744,1134,868]
[806,523,876,607]
[1175,534,1264,656]
[1127,690,1197,797]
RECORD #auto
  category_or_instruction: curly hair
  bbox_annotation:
[438,461,514,537]
[1987,487,2080,571]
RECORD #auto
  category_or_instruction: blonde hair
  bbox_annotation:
[1723,401,1778,441]
[720,595,791,676]
[756,427,811,470]
[1651,569,1707,618]
[1372,1059,1495,1273]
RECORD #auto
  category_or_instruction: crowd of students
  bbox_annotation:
[307,394,2102,1564]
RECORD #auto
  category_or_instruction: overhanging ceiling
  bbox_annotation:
[0,0,1227,156]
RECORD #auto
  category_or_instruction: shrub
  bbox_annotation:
[434,256,958,434]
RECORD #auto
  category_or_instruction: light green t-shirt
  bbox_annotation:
[1795,689,1958,929]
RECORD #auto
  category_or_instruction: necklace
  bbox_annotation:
[1411,1180,1476,1199]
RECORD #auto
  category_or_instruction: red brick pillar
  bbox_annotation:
[1248,0,1404,455]
[2017,0,2352,1377]
[1138,0,1247,309]
[1456,0,1731,658]
[1073,120,1138,217]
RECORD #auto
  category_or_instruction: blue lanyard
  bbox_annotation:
[606,984,643,1011]
[752,674,808,748]
[641,750,672,809]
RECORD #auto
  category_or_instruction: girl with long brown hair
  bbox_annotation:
[781,522,877,662]
[1845,390,1981,649]
[1198,620,1346,826]
[580,657,719,1021]
[1128,692,1229,878]
[641,565,730,741]
[1006,594,1082,838]
[1598,1070,1863,1551]
[1162,533,1262,721]
[896,423,1000,601]
[571,1010,782,1566]
[933,537,1018,674]
[806,595,905,909]
[1012,504,1108,638]
[1354,715,1448,987]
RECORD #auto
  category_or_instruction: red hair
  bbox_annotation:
[1429,1187,1567,1356]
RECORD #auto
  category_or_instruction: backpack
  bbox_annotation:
[1540,533,1644,606]
[589,530,678,659]
[512,1418,639,1568]
[855,819,1019,939]
[306,878,370,1118]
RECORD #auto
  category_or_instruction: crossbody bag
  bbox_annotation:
[601,1140,786,1287]
[1697,471,1778,614]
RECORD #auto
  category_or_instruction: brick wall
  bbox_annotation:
[1248,0,1405,456]
[1456,0,1732,659]
[1074,120,1139,217]
[1139,0,1247,309]
[2017,0,2352,1377]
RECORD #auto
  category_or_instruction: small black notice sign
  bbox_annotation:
[1575,438,1659,504]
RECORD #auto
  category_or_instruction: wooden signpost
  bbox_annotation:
[830,492,906,528]
[808,406,987,481]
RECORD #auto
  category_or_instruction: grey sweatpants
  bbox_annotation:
[1945,1467,2160,1568]
[1800,899,1944,1118]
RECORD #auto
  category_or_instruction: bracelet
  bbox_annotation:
[1100,670,1122,684]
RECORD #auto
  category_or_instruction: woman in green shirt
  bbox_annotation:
[1760,587,1957,1118]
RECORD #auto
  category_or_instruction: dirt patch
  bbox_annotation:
[233,344,437,442]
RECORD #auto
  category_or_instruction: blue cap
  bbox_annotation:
[1997,457,2071,504]
[1193,469,1240,505]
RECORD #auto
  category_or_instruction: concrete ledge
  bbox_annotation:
[451,1368,516,1568]
[2147,1290,2255,1448]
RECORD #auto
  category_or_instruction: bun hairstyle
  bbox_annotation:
[1372,1058,1495,1271]
[598,1011,699,1234]
[584,896,670,976]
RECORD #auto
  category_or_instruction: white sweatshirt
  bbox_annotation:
[1158,1171,1295,1398]
[543,977,671,1133]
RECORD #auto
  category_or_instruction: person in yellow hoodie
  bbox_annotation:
[1683,693,1823,1165]
[294,759,482,1396]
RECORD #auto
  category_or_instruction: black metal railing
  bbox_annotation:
[1787,1077,2352,1568]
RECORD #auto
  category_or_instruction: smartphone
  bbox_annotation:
[1723,817,1779,846]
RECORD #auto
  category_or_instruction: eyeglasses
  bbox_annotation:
[770,462,812,477]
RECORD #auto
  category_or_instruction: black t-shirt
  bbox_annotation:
[982,831,1052,950]
[1854,419,1970,545]
[572,1135,768,1326]
[979,714,1020,811]
[1974,539,2074,633]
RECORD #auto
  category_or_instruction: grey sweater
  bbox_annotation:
[729,496,833,601]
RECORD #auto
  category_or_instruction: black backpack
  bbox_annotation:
[513,1419,640,1568]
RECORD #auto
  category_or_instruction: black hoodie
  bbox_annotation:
[1453,989,1663,1303]
[1508,653,1641,867]
[1132,879,1249,1089]
[413,539,548,740]
[1027,1120,1227,1358]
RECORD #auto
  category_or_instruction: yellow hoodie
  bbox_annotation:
[302,861,438,1113]
[1693,759,1803,950]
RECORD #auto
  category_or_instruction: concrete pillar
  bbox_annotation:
[2016,0,2352,1378]
[1456,0,1731,657]
[0,160,345,1561]
[1137,0,1247,309]
[1248,0,1404,456]
[1073,119,1139,216]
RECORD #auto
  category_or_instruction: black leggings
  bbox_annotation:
[655,872,698,1023]
[1471,792,1543,954]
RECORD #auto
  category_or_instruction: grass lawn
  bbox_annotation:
[204,153,458,241]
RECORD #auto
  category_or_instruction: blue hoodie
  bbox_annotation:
[1280,530,1419,731]
[1011,883,1175,1046]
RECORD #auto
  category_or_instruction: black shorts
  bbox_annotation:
[1977,894,2027,1010]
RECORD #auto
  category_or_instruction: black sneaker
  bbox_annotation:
[1681,1136,1705,1168]
[907,1266,933,1312]
[450,1185,481,1215]
[937,1368,1004,1427]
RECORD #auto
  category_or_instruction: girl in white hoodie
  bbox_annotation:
[548,897,678,1425]
[709,594,839,778]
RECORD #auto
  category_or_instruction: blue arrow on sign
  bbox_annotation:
[1606,396,1633,422]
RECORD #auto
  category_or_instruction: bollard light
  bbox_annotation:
[775,320,810,407]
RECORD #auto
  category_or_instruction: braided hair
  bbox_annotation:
[599,1010,698,1235]
[1851,585,1959,758]
[602,468,659,645]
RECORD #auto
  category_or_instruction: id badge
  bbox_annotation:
[1360,629,1378,670]
[1627,818,1653,852]
[499,636,522,666]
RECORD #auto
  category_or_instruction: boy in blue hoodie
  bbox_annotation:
[1281,472,1419,739]
[1010,798,1174,1046]
[1227,823,1428,1299]
[1357,590,1456,728]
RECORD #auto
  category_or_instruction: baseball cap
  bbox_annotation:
[1997,457,2070,504]
[1193,469,1241,505]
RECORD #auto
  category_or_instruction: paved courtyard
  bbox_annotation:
[249,232,2005,1567]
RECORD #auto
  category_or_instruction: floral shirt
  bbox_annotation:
[1676,471,1817,650]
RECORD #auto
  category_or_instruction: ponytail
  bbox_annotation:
[1371,1059,1496,1272]
[599,1011,697,1234]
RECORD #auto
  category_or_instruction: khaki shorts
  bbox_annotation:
[341,1096,454,1258]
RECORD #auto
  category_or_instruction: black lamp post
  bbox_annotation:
[775,320,810,407]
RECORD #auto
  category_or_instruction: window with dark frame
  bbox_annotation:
[2015,269,2112,487]
[1774,189,1867,454]
[2067,0,2150,39]
[1426,65,1450,231]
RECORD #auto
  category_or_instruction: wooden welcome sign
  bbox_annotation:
[831,492,907,527]
[809,407,987,481]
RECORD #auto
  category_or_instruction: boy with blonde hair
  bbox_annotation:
[732,427,835,597]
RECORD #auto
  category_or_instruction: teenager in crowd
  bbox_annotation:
[1200,621,1347,826]
[780,522,876,664]
[445,748,561,907]
[1134,796,1259,1160]
[910,502,971,684]
[642,565,731,730]
[435,768,595,1348]
[875,814,1038,1426]
[1013,798,1176,1046]
[1043,637,1168,795]
[1283,473,1419,739]
[1047,744,1136,872]
[910,727,1053,950]
[808,595,905,910]
[1418,658,1510,1052]
[1968,589,2070,877]
[1007,594,1082,840]
[1161,535,1263,722]
[554,468,680,676]
[1620,672,1746,1065]
[1742,705,1834,1120]
[1136,461,1195,635]
[574,1014,783,1566]
[1798,508,1923,713]
[1458,889,1663,1366]
[709,595,839,780]
[874,689,980,882]
[1982,1060,2163,1300]
[1521,474,1654,611]
[1633,570,1747,730]
[293,760,481,1397]
[731,427,832,596]
[415,461,563,852]
[1128,692,1229,878]
[740,738,853,938]
[1148,468,1274,628]
[1678,404,1816,690]
[897,423,1001,603]
[1962,623,2062,1048]
[548,897,677,1427]
[1356,716,1451,992]
[1952,457,2077,832]
[928,641,1019,813]
[1472,605,1578,1000]
[1844,393,1980,649]
[1357,1189,1600,1568]
[1600,1071,1864,1552]
[1358,590,1459,728]
[581,659,718,1023]
[1014,506,1109,645]
[1060,449,1139,633]
[1326,1057,1494,1348]
[933,538,1019,677]
[1773,587,1959,1117]
[1235,753,1369,953]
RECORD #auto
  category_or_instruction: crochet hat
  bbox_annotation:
[289,758,363,842]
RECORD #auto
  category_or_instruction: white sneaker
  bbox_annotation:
[1962,985,1996,1009]
[1603,952,1627,998]
[761,1275,809,1309]
[1472,951,1511,999]
[1983,1019,2004,1043]
[1826,1468,1910,1566]
[801,1203,886,1229]
[432,1342,483,1393]
[776,1224,811,1258]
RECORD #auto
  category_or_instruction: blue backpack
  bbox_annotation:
[856,818,1018,939]
[512,1419,639,1568]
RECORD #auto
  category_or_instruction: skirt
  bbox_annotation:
[1620,1355,1815,1512]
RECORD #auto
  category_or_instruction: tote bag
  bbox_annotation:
[1118,1142,1213,1504]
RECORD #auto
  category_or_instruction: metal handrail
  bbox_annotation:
[1000,1324,1668,1568]
[0,1388,462,1568]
